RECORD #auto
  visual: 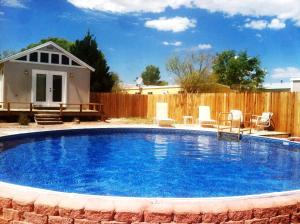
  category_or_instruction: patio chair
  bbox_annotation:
[198,106,216,127]
[229,110,243,128]
[251,112,273,130]
[155,102,175,127]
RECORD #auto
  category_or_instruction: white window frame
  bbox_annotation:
[12,50,85,69]
[31,69,67,107]
[50,52,60,65]
[39,51,49,63]
[28,52,39,63]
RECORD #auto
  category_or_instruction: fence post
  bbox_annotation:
[7,102,10,112]
[30,103,33,113]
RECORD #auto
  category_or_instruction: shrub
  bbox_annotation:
[18,113,30,125]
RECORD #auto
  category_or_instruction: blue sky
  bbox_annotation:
[1,0,300,84]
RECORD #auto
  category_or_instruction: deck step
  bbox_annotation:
[36,120,63,125]
[217,131,241,142]
[35,117,62,121]
[34,113,63,125]
[35,113,61,118]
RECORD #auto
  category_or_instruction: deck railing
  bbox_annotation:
[0,102,34,112]
[0,102,103,115]
[59,103,103,116]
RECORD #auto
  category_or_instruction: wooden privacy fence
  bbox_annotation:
[91,92,300,135]
[90,93,148,118]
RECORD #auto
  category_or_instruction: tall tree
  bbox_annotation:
[166,52,217,93]
[141,65,167,85]
[70,32,114,92]
[110,72,123,92]
[212,50,266,90]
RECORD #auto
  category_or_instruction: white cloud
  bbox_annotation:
[67,0,300,28]
[177,43,213,52]
[198,43,212,50]
[244,18,286,30]
[271,67,300,79]
[0,0,26,8]
[192,0,300,26]
[268,18,286,30]
[67,0,191,14]
[0,11,4,16]
[163,41,182,46]
[245,20,267,30]
[145,17,196,32]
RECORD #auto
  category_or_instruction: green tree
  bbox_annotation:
[141,65,168,86]
[110,72,123,92]
[70,32,114,92]
[166,52,217,93]
[212,50,266,90]
[23,37,73,51]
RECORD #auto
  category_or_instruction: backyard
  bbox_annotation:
[1,0,300,223]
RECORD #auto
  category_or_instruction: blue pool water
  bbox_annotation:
[0,128,300,197]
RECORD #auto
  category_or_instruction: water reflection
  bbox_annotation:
[153,135,168,160]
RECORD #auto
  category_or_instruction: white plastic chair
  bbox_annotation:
[229,110,243,122]
[251,112,273,130]
[228,110,243,128]
[198,106,216,127]
[155,102,175,126]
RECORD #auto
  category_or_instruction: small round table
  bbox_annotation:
[183,115,193,124]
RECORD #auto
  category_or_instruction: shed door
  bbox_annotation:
[52,75,62,102]
[36,73,47,103]
[32,70,67,107]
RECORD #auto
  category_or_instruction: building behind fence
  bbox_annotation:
[91,92,300,136]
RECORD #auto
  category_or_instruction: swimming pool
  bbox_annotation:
[0,128,299,198]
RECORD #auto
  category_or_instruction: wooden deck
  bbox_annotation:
[0,102,104,119]
[251,130,291,138]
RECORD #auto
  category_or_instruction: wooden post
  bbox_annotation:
[30,103,33,113]
[99,104,102,120]
[99,104,106,121]
[80,104,82,113]
[60,104,63,116]
[7,102,10,112]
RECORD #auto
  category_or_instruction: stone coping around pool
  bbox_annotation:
[1,126,300,223]
[1,181,300,223]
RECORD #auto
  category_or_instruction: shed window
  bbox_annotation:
[29,52,38,62]
[40,53,49,63]
[16,55,27,61]
[72,60,80,66]
[51,54,59,64]
[61,55,69,65]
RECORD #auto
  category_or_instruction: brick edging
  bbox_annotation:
[1,182,300,223]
